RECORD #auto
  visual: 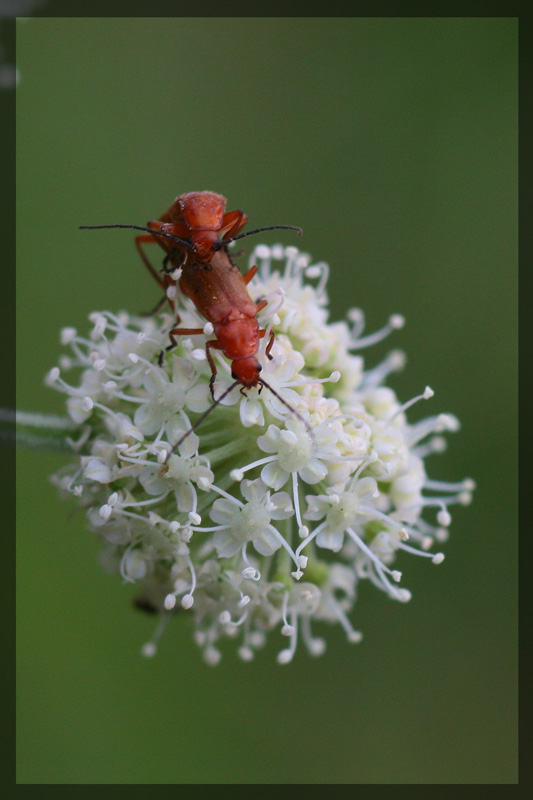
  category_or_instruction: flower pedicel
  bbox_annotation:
[47,243,474,664]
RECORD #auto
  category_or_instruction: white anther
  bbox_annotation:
[290,569,304,580]
[423,386,435,399]
[181,594,194,609]
[241,567,258,580]
[347,631,363,644]
[103,380,117,392]
[309,638,326,656]
[107,492,118,506]
[60,327,77,344]
[348,307,364,322]
[168,521,180,534]
[281,624,295,636]
[391,570,402,582]
[166,285,177,299]
[298,555,308,569]
[93,358,106,371]
[432,553,445,565]
[204,646,222,665]
[231,469,244,482]
[128,353,139,364]
[82,397,94,412]
[329,370,341,383]
[171,267,182,280]
[438,413,460,432]
[157,449,169,464]
[390,314,405,329]
[191,349,206,361]
[91,317,106,339]
[219,610,231,625]
[141,643,157,658]
[238,646,254,661]
[203,322,214,335]
[238,595,251,608]
[437,509,451,527]
[397,589,412,603]
[180,527,193,543]
[389,350,407,369]
[399,528,409,541]
[298,526,309,539]
[99,504,112,520]
[277,649,293,665]
[188,512,201,526]
[47,367,60,382]
[164,594,177,610]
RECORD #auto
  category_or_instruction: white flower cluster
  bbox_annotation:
[47,244,474,664]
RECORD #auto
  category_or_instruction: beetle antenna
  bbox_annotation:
[258,379,315,442]
[215,225,303,249]
[163,379,240,461]
[79,224,194,251]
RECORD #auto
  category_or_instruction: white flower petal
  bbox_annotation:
[213,530,241,558]
[299,458,328,485]
[210,498,240,526]
[256,425,281,454]
[253,528,282,556]
[175,482,195,513]
[185,382,211,413]
[240,478,267,504]
[240,397,264,428]
[261,461,289,491]
[133,403,161,435]
[269,491,294,519]
[316,528,345,552]
[83,458,113,483]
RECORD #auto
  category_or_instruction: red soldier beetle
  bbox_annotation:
[80,191,310,457]
[80,191,301,314]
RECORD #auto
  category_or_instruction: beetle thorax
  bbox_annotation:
[215,318,259,361]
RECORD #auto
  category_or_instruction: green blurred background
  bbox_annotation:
[16,17,517,784]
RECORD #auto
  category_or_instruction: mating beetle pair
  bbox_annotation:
[82,191,303,451]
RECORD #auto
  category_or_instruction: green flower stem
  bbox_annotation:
[1,409,78,452]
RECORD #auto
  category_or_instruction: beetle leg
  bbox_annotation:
[205,340,224,400]
[135,232,166,289]
[161,248,185,274]
[158,325,205,367]
[243,265,259,285]
[259,329,275,360]
[220,210,249,240]
[140,293,169,318]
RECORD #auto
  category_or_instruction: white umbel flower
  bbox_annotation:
[47,244,474,664]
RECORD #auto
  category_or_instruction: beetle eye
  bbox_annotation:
[257,364,263,373]
[231,371,238,379]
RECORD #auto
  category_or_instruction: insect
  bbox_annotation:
[81,191,307,454]
[81,191,301,314]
